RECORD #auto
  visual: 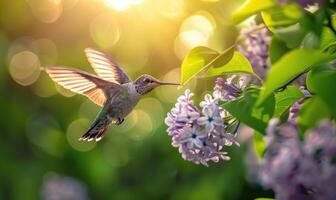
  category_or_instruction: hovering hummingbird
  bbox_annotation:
[43,48,179,142]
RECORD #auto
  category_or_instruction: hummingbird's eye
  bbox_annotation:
[144,78,150,83]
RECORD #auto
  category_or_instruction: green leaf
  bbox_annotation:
[257,49,335,106]
[254,131,266,158]
[320,27,336,53]
[307,64,336,116]
[274,24,308,48]
[302,27,336,51]
[274,86,303,118]
[232,0,275,24]
[180,47,219,85]
[205,51,257,78]
[300,9,326,37]
[222,86,275,133]
[301,32,320,49]
[269,36,290,64]
[180,46,234,85]
[261,3,301,31]
[298,96,332,132]
[323,41,336,55]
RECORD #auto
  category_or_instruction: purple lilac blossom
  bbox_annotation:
[41,173,89,200]
[213,75,248,101]
[260,119,336,200]
[238,22,307,85]
[237,23,271,80]
[165,86,241,166]
[288,87,312,123]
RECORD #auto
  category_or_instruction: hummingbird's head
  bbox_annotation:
[134,74,179,95]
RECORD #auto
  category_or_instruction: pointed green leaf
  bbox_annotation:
[254,130,266,158]
[307,64,336,116]
[205,51,256,78]
[320,27,336,54]
[274,86,303,118]
[257,49,335,106]
[180,47,218,85]
[232,0,275,24]
[269,36,290,64]
[298,96,332,133]
[274,24,308,48]
[261,3,301,31]
[180,46,234,85]
[222,86,275,133]
[302,27,336,51]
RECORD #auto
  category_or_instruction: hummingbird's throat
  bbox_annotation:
[135,84,154,95]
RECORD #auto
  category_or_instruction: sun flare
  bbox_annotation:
[105,0,144,11]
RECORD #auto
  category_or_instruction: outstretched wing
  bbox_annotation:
[85,48,130,84]
[44,67,116,107]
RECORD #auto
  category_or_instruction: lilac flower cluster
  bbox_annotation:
[213,75,248,101]
[288,87,312,123]
[238,22,308,85]
[41,173,89,200]
[261,119,336,200]
[237,23,271,80]
[165,76,245,166]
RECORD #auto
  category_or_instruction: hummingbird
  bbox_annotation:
[43,48,179,142]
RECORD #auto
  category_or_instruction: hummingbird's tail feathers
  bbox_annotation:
[79,119,109,142]
[95,127,108,142]
[80,127,108,142]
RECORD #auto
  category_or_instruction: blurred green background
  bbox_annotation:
[0,0,273,199]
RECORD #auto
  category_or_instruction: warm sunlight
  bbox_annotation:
[2,0,335,199]
[105,0,144,11]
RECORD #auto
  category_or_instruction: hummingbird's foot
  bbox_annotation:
[116,118,124,125]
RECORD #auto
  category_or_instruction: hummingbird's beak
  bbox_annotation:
[156,81,180,86]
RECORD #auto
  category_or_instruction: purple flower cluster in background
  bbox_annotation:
[237,23,271,80]
[41,172,89,200]
[238,22,307,85]
[165,76,245,166]
[261,119,336,200]
[288,87,312,123]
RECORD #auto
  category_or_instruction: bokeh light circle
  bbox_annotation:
[157,0,185,19]
[62,0,79,10]
[136,97,164,131]
[27,0,63,23]
[174,12,216,59]
[66,118,96,152]
[90,13,120,49]
[115,110,138,133]
[129,109,153,140]
[155,67,185,103]
[9,50,41,86]
[33,38,58,64]
[26,113,65,156]
[78,100,101,120]
[32,72,58,98]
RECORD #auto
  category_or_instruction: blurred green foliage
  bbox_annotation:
[0,0,273,199]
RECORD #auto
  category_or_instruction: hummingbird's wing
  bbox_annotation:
[84,48,131,84]
[44,67,118,107]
